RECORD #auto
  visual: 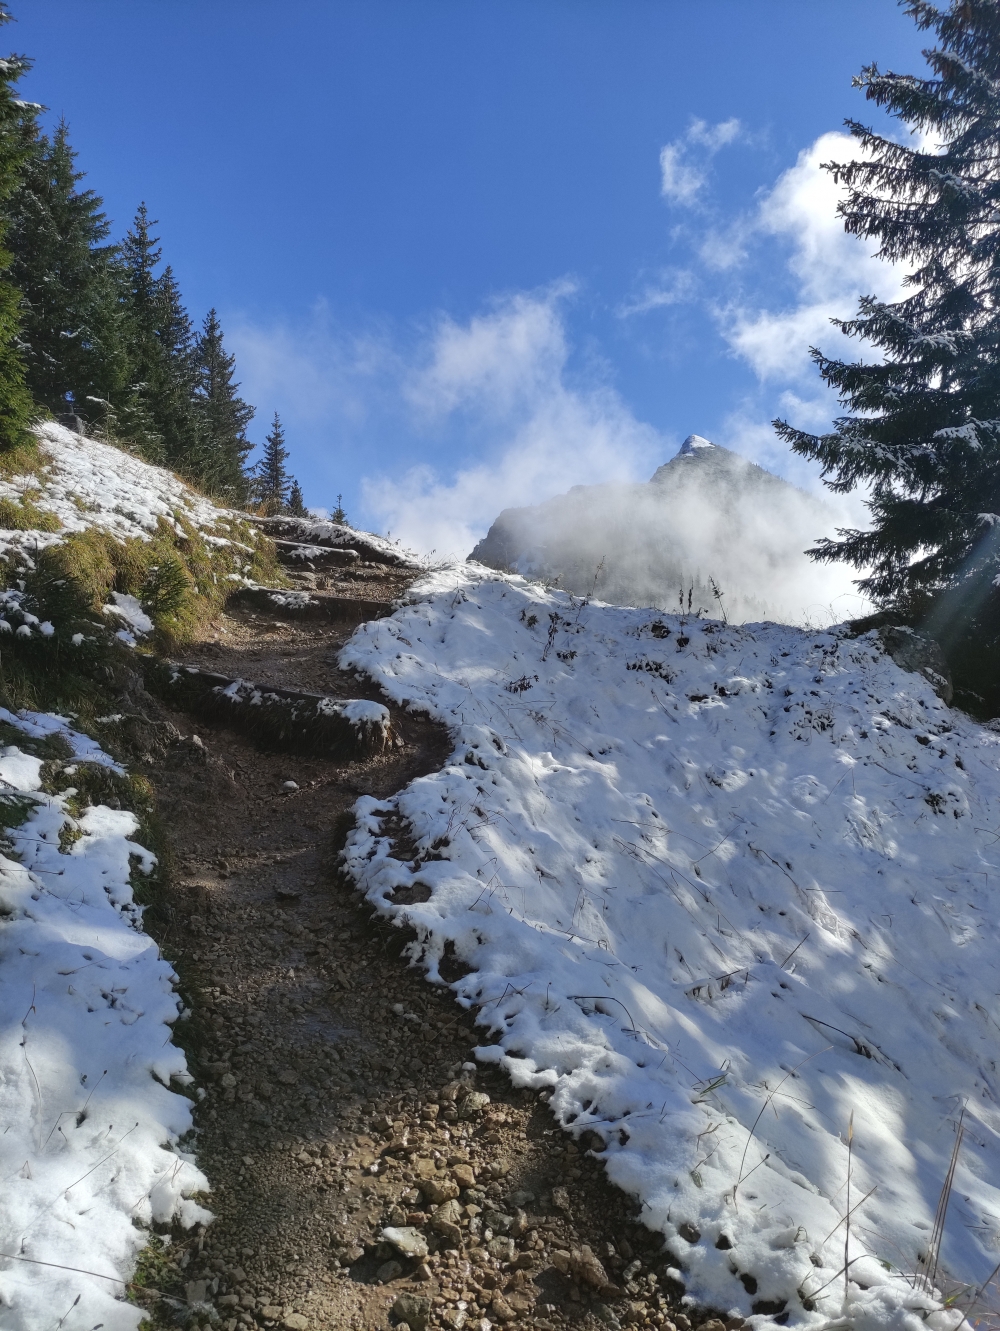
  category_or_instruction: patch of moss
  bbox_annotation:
[0,719,73,762]
[0,791,39,839]
[126,1230,190,1323]
[44,760,168,899]
[0,493,61,532]
[0,434,42,481]
[0,497,281,723]
[25,511,282,650]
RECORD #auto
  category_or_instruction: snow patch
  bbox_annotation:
[102,592,154,639]
[0,710,208,1329]
[342,565,1000,1331]
[0,423,258,566]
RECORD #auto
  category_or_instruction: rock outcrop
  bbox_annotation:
[469,435,856,625]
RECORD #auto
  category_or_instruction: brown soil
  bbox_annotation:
[129,567,717,1331]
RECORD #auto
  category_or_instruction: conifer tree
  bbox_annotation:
[0,11,39,449]
[774,0,1000,683]
[147,261,201,474]
[256,412,290,514]
[116,205,201,469]
[193,308,254,502]
[287,478,306,516]
[6,119,126,418]
[331,493,348,526]
[115,203,166,461]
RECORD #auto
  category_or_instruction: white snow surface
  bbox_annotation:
[102,592,154,639]
[0,423,256,565]
[0,710,208,1330]
[289,514,425,568]
[343,565,1000,1331]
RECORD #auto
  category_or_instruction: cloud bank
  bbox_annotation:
[226,123,903,621]
[364,286,665,558]
[721,131,905,402]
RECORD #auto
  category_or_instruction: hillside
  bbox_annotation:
[345,564,1000,1331]
[0,426,267,1330]
[469,437,866,627]
[1,427,996,1331]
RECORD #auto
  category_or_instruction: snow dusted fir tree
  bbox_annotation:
[7,119,127,419]
[287,478,307,516]
[774,0,1000,708]
[194,308,254,503]
[0,8,39,450]
[256,411,291,514]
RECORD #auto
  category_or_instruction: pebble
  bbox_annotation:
[486,1236,515,1263]
[392,1293,431,1331]
[377,1258,403,1282]
[490,1291,516,1322]
[382,1225,430,1259]
[282,780,299,791]
[282,1316,310,1331]
[422,1175,459,1204]
[459,1091,490,1116]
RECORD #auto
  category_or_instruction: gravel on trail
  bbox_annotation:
[128,562,737,1331]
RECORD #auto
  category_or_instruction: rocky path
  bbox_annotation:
[130,564,725,1331]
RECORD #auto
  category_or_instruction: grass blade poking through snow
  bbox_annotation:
[923,1107,966,1295]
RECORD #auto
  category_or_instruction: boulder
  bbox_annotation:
[878,625,954,704]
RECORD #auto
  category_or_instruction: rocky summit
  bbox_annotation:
[469,435,850,624]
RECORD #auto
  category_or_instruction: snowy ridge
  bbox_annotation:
[342,566,1000,1331]
[0,423,257,564]
[0,710,209,1330]
[252,513,426,569]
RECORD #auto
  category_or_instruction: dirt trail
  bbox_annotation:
[132,566,712,1331]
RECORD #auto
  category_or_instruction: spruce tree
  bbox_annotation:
[287,478,307,516]
[6,119,126,419]
[151,262,201,475]
[331,493,348,525]
[256,412,290,514]
[117,205,200,470]
[115,203,166,461]
[774,1,1000,702]
[0,11,38,449]
[193,308,254,502]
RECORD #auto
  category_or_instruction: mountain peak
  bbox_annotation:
[677,433,716,456]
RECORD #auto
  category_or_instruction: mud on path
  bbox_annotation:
[133,568,712,1331]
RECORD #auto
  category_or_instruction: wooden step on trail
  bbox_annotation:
[145,660,399,757]
[249,514,416,567]
[270,538,360,569]
[226,585,395,624]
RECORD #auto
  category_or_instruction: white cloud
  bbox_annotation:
[688,116,742,151]
[659,117,743,206]
[721,131,906,385]
[659,143,707,205]
[617,267,697,317]
[364,288,665,558]
[404,280,575,419]
[227,300,393,432]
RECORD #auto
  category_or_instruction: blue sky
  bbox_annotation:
[18,2,926,554]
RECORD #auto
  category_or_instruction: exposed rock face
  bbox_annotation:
[878,625,954,705]
[469,436,857,625]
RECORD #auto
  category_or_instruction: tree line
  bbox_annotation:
[0,9,313,517]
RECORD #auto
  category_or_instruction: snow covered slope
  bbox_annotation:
[343,566,1000,1331]
[0,422,259,564]
[0,710,208,1329]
